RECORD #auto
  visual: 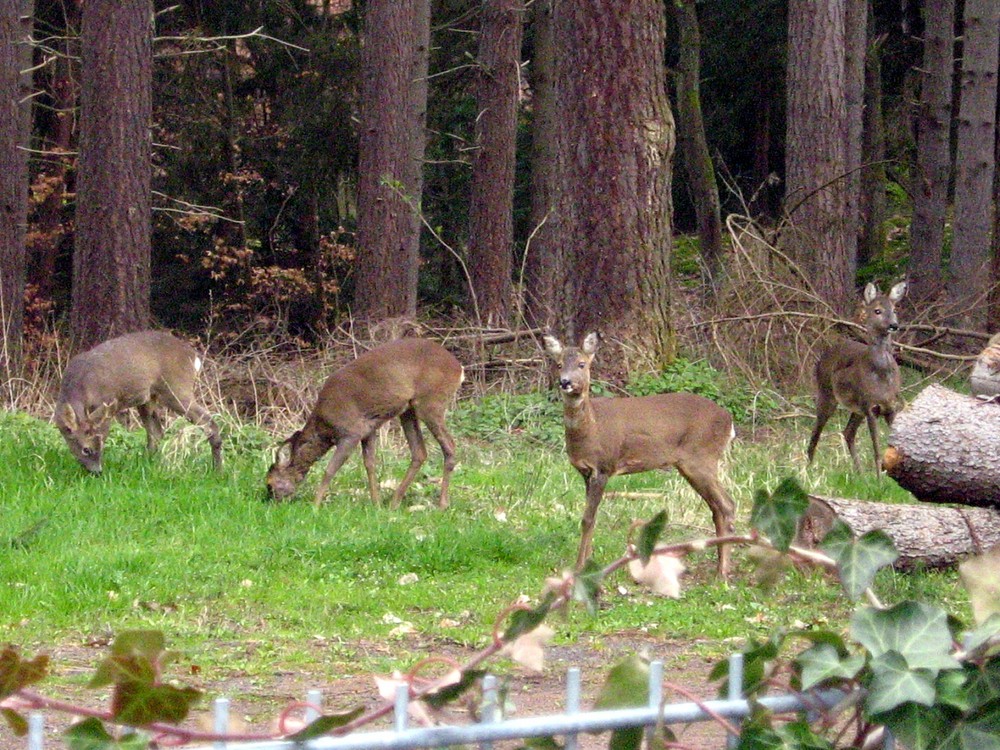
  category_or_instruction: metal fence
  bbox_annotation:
[25,654,890,750]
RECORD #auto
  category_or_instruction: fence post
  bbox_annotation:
[305,689,323,723]
[213,697,229,750]
[646,660,663,747]
[393,684,409,733]
[479,674,499,750]
[27,713,43,750]
[564,667,581,750]
[726,653,744,750]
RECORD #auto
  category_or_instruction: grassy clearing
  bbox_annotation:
[0,375,968,683]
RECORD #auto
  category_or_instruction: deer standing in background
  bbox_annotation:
[543,333,736,579]
[54,330,223,473]
[266,338,463,509]
[806,281,907,473]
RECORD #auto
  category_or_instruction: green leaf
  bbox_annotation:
[865,651,936,714]
[608,726,643,750]
[594,654,649,710]
[850,602,960,674]
[2,708,28,737]
[936,700,1000,750]
[964,659,1000,710]
[423,669,487,709]
[735,718,834,749]
[64,719,145,750]
[285,708,365,741]
[820,523,898,601]
[873,702,951,750]
[111,681,201,726]
[637,511,667,564]
[0,646,49,699]
[936,669,972,711]
[749,478,809,552]
[571,559,603,615]
[517,737,563,750]
[502,595,555,642]
[90,631,167,689]
[796,643,864,691]
[960,548,1000,626]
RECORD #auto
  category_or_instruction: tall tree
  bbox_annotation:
[858,20,888,268]
[551,0,676,367]
[947,0,999,328]
[467,0,524,326]
[909,0,956,302]
[784,0,852,312]
[403,0,430,318]
[354,0,422,320]
[0,0,34,384]
[72,0,153,351]
[843,0,867,268]
[671,0,724,291]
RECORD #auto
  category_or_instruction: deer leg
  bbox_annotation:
[314,437,362,507]
[576,471,608,570]
[678,463,736,580]
[392,409,427,509]
[361,433,379,504]
[159,393,223,470]
[842,412,864,471]
[865,410,883,474]
[419,405,458,510]
[137,403,164,454]
[807,391,837,464]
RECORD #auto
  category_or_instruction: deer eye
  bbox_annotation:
[81,447,93,457]
[874,308,882,315]
[577,362,586,369]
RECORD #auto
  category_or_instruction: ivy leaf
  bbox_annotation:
[65,718,147,750]
[285,708,364,741]
[2,708,28,736]
[960,548,1000,626]
[820,523,898,601]
[637,511,667,564]
[735,717,834,749]
[796,643,864,691]
[594,654,649,710]
[749,478,809,552]
[502,594,555,642]
[90,631,167,689]
[517,737,563,750]
[111,681,201,726]
[0,646,49,699]
[873,702,951,750]
[936,700,1000,750]
[962,613,1000,655]
[865,651,936,715]
[710,634,784,695]
[850,602,960,674]
[936,669,971,712]
[423,669,486,709]
[628,550,684,598]
[964,660,1000,712]
[571,559,603,615]
[502,624,555,672]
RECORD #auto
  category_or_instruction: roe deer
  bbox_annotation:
[806,281,907,473]
[54,330,223,473]
[266,338,463,508]
[542,333,736,579]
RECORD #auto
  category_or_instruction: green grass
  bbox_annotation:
[0,391,969,680]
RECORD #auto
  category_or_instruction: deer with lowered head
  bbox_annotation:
[266,338,463,508]
[543,333,737,579]
[54,330,223,474]
[807,281,907,473]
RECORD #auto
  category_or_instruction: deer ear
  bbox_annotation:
[581,332,599,356]
[88,400,117,426]
[889,281,907,302]
[863,283,878,304]
[55,402,77,432]
[542,334,563,360]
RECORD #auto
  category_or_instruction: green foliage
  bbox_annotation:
[821,522,899,601]
[450,391,566,447]
[749,477,809,553]
[637,510,668,564]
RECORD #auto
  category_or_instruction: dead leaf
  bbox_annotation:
[628,549,684,598]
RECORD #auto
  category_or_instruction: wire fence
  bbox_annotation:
[24,654,891,750]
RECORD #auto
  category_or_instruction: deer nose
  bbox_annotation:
[888,322,899,332]
[559,377,572,390]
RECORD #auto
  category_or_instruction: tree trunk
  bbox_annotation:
[908,0,956,302]
[0,0,33,386]
[947,0,999,330]
[784,0,852,312]
[884,383,1000,507]
[799,495,1000,569]
[467,0,524,327]
[354,0,419,321]
[843,0,867,272]
[403,0,430,321]
[72,0,153,352]
[551,0,676,368]
[858,19,888,269]
[671,0,724,292]
[524,0,563,330]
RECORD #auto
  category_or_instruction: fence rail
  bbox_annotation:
[25,654,889,750]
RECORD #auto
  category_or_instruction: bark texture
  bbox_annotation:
[72,0,153,352]
[799,495,1000,569]
[354,0,420,320]
[947,0,999,329]
[467,0,524,326]
[908,0,955,301]
[884,384,1000,507]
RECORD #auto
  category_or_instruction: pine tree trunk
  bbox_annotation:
[858,20,888,268]
[671,0,724,292]
[403,0,430,321]
[947,0,999,330]
[884,384,1000,507]
[784,0,852,312]
[909,0,955,302]
[843,0,867,271]
[72,0,153,352]
[467,0,523,327]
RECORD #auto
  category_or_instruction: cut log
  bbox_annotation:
[883,383,1000,507]
[799,495,1000,569]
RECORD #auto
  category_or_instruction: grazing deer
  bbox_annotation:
[266,338,463,509]
[542,333,736,579]
[806,281,907,473]
[54,330,222,473]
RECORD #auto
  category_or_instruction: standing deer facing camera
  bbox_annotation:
[266,338,463,508]
[543,333,736,579]
[54,330,223,473]
[807,281,907,473]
